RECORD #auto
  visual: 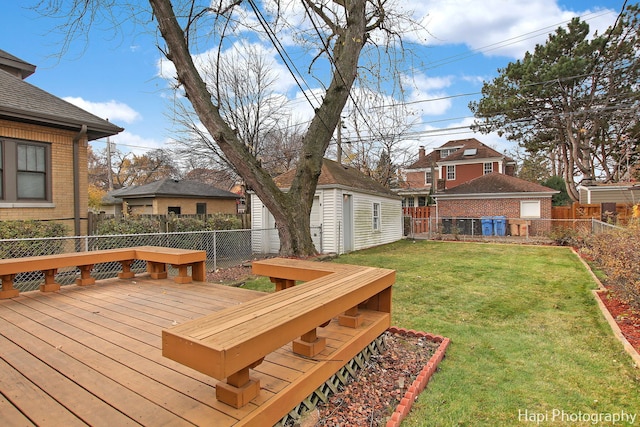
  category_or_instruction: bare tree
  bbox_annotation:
[40,0,416,256]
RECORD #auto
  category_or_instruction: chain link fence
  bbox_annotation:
[1,228,283,293]
[404,216,614,243]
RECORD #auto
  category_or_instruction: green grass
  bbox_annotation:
[243,240,640,426]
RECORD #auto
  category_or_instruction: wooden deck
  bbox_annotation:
[0,274,389,426]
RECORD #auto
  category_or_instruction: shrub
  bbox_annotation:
[582,225,640,310]
[0,220,67,258]
[96,216,161,235]
[548,226,586,247]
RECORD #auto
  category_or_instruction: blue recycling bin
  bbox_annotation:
[493,216,507,236]
[481,217,494,236]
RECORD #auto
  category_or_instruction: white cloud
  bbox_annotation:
[63,97,141,124]
[403,73,454,115]
[92,130,165,156]
[396,0,618,58]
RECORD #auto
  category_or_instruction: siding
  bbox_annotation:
[0,120,89,235]
[251,189,402,255]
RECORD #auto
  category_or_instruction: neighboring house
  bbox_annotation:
[102,178,240,215]
[577,182,640,205]
[398,138,516,207]
[0,49,123,235]
[251,158,402,254]
[434,173,558,236]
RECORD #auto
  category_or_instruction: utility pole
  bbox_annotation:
[336,120,342,165]
[106,136,114,191]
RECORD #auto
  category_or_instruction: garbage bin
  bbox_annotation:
[481,217,493,236]
[457,218,471,235]
[493,216,507,236]
[442,218,453,234]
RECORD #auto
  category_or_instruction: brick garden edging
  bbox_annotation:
[385,327,451,427]
[571,248,640,368]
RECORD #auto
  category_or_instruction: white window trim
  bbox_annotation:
[446,165,456,181]
[372,202,381,231]
[520,200,541,218]
[484,162,493,175]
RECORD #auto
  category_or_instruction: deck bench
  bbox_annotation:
[162,258,394,409]
[0,246,206,299]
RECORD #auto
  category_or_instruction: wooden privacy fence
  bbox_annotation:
[552,202,635,224]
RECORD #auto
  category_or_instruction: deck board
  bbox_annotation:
[0,275,389,426]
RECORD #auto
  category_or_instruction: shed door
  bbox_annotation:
[310,196,321,252]
[342,194,353,253]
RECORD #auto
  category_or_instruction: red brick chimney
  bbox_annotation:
[418,146,425,160]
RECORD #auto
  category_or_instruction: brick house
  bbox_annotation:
[398,138,516,208]
[0,49,123,235]
[434,173,558,236]
[103,178,241,216]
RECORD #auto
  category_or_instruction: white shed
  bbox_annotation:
[251,159,403,254]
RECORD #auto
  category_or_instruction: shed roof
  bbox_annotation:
[0,50,123,141]
[112,178,241,199]
[274,158,398,198]
[437,172,557,196]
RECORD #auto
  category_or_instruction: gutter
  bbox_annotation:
[73,125,87,236]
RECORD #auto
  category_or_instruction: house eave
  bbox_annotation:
[434,191,558,200]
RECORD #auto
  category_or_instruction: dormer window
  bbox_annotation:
[463,148,477,156]
[440,148,457,158]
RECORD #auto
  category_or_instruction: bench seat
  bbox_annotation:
[162,258,394,409]
[0,246,206,298]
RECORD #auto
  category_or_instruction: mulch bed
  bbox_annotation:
[597,289,640,354]
[309,332,441,427]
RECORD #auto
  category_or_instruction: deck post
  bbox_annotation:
[147,261,168,279]
[293,328,326,357]
[271,277,295,291]
[339,305,363,328]
[172,264,192,284]
[40,269,61,292]
[75,265,96,286]
[118,260,136,279]
[0,274,19,299]
[215,360,262,408]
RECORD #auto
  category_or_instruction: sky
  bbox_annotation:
[0,0,625,166]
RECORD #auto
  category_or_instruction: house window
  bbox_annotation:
[484,162,493,175]
[425,170,432,184]
[521,200,541,218]
[0,138,51,202]
[440,148,457,158]
[168,206,181,214]
[446,165,456,181]
[407,197,415,208]
[372,202,380,231]
[196,203,207,215]
[17,143,47,199]
[418,196,427,207]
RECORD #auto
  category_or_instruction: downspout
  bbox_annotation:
[73,125,88,236]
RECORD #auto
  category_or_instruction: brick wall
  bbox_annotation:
[437,197,553,219]
[0,119,88,235]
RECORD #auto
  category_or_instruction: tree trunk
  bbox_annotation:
[149,0,367,256]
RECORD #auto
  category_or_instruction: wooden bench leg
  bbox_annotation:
[118,260,136,279]
[76,265,95,286]
[215,359,263,408]
[40,269,61,292]
[147,261,168,279]
[271,277,296,291]
[293,328,326,357]
[0,274,19,299]
[339,305,363,328]
[171,264,192,284]
[191,261,206,282]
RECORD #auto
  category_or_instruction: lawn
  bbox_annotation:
[245,240,640,426]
